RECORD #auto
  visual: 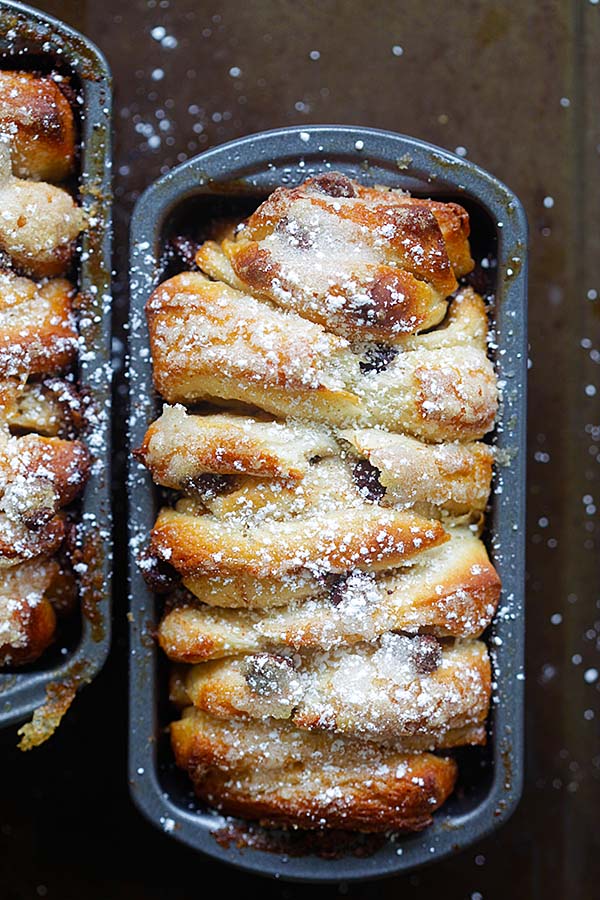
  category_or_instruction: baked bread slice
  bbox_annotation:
[0,142,86,279]
[0,378,85,438]
[150,503,448,579]
[158,527,500,660]
[0,510,65,568]
[146,275,496,440]
[137,403,492,518]
[196,173,473,343]
[181,636,490,749]
[0,559,61,665]
[0,72,75,182]
[0,431,90,528]
[171,707,458,832]
[0,271,78,378]
[135,403,337,486]
[146,270,362,424]
[342,429,493,516]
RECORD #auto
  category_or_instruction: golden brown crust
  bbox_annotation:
[203,462,359,522]
[182,570,323,610]
[0,72,75,182]
[146,274,496,440]
[201,174,474,345]
[146,271,361,421]
[343,430,493,515]
[136,404,337,486]
[362,345,497,442]
[171,708,458,832]
[0,378,83,437]
[392,197,473,278]
[150,504,448,579]
[0,271,78,378]
[0,559,59,664]
[0,142,86,279]
[0,511,65,567]
[142,175,500,833]
[158,528,501,659]
[0,432,90,526]
[183,638,490,748]
[394,286,489,352]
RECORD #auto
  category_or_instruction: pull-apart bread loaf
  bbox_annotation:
[139,173,501,835]
[0,74,89,668]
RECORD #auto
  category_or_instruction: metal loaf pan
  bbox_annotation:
[128,125,527,881]
[0,1,112,728]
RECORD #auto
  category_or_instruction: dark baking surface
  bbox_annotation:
[1,0,598,897]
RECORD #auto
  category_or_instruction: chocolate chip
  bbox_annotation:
[138,547,181,594]
[22,506,56,530]
[410,635,443,675]
[244,653,295,696]
[275,216,314,250]
[311,172,356,198]
[328,570,376,607]
[329,573,350,607]
[181,473,230,500]
[359,343,398,373]
[352,459,386,502]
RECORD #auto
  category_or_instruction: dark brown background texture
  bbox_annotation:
[1,1,599,897]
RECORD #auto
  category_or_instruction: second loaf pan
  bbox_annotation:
[0,1,113,730]
[128,125,527,881]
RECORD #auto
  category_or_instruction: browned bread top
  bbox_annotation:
[0,71,75,182]
[195,173,473,344]
[171,707,458,833]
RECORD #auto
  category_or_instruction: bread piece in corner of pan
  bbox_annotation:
[0,270,78,379]
[134,403,338,487]
[195,172,474,344]
[355,285,497,442]
[391,286,490,353]
[0,71,76,182]
[0,558,61,665]
[171,707,458,833]
[158,526,501,661]
[181,635,491,750]
[0,141,86,279]
[356,343,497,443]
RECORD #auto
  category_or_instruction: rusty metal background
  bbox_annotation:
[1,1,598,898]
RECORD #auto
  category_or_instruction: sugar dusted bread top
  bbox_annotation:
[140,172,501,835]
